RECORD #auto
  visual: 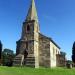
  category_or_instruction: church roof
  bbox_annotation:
[39,33,61,49]
[25,0,38,23]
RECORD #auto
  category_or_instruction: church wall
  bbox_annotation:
[16,40,34,56]
[16,41,26,55]
[50,41,60,67]
[27,41,34,56]
[21,22,34,40]
[39,34,50,67]
[34,41,39,68]
[33,21,39,68]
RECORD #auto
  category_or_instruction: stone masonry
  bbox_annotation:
[13,0,63,68]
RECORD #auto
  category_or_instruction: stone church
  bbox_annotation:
[13,0,65,68]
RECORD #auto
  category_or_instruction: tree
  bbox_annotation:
[0,41,2,59]
[2,49,15,66]
[72,42,75,63]
[0,41,2,65]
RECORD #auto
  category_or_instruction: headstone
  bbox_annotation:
[66,63,72,69]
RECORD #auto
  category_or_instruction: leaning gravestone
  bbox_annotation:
[66,63,72,69]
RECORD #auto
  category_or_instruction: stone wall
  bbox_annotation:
[56,53,66,67]
[50,41,60,67]
[39,33,50,67]
[34,41,39,68]
[15,20,39,68]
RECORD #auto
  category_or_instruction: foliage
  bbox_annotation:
[72,42,75,63]
[0,66,75,75]
[0,41,2,59]
[2,49,15,66]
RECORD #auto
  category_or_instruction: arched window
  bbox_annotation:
[27,25,30,31]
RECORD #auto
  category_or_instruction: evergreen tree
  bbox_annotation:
[72,42,75,63]
[2,49,15,66]
[0,41,2,59]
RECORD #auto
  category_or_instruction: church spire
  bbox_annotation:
[25,0,38,23]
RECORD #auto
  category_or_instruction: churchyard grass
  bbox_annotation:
[0,66,75,75]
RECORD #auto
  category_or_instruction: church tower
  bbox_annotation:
[16,0,40,68]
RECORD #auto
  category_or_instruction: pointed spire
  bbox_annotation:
[25,0,38,23]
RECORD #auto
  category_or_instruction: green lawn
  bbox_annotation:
[0,66,75,75]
